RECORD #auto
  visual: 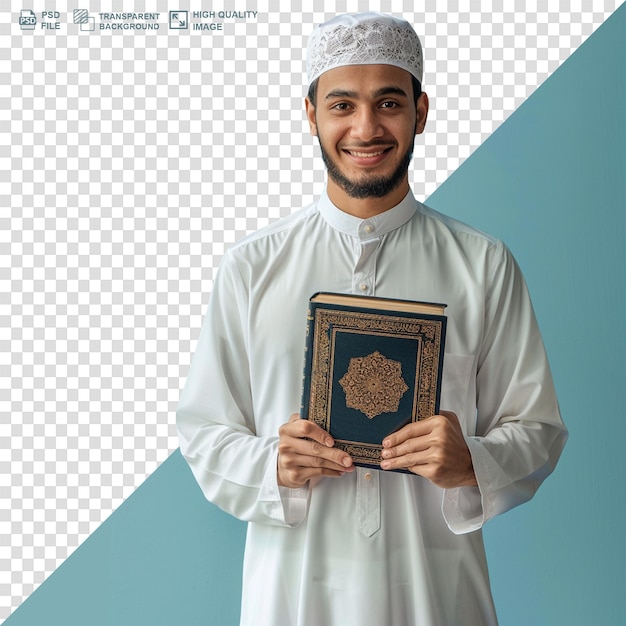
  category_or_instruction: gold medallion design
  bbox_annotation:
[339,351,409,419]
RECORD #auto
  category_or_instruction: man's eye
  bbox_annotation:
[380,101,398,109]
[332,102,350,110]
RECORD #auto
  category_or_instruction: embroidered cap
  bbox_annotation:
[307,12,423,86]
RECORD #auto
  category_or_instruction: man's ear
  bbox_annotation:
[305,97,318,136]
[415,92,429,135]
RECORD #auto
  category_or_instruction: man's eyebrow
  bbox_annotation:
[324,86,409,100]
[372,86,409,98]
[324,89,358,100]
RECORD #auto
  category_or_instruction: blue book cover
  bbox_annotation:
[300,292,447,471]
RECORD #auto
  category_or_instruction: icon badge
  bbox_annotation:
[19,9,37,30]
[169,11,188,29]
[73,9,95,31]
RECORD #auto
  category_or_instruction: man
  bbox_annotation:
[177,13,567,625]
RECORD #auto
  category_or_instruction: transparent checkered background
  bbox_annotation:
[1,0,620,619]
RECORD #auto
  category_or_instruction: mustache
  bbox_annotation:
[340,142,395,148]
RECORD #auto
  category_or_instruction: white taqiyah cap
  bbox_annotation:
[306,12,423,86]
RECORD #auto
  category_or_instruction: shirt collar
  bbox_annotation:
[318,187,417,241]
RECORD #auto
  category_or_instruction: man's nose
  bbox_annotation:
[350,107,384,142]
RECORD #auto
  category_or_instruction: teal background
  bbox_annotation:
[7,4,626,625]
[7,451,247,626]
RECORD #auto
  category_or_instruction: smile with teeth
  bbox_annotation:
[344,147,392,158]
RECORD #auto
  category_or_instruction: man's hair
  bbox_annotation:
[307,74,422,108]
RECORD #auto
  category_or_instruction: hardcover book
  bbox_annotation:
[300,292,447,471]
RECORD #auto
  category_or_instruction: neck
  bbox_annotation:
[326,177,411,219]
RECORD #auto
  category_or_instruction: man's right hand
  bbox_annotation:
[277,413,354,488]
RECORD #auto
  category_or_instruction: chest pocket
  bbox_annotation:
[439,354,476,434]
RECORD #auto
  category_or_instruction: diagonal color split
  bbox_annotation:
[5,3,626,625]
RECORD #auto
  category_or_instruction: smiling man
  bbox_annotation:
[177,13,567,625]
[308,63,426,210]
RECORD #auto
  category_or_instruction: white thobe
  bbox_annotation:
[177,189,567,626]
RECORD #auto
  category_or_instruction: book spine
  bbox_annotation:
[299,303,316,420]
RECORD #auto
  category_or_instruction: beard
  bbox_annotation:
[318,136,414,199]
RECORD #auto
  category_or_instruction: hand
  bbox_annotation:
[277,414,354,488]
[380,411,477,488]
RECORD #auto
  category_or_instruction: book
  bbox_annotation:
[300,292,447,471]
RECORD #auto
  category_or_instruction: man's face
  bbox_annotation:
[306,64,428,200]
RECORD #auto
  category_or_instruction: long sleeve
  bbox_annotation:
[442,240,568,533]
[176,251,308,527]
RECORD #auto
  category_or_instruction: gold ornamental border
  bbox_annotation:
[308,307,444,465]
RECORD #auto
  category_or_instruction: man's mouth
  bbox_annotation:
[343,147,393,161]
[347,149,385,157]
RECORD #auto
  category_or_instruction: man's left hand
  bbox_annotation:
[380,411,477,488]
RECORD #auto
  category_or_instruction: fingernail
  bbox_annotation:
[381,461,390,469]
[343,457,352,467]
[325,437,334,447]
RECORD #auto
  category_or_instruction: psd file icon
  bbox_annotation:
[19,9,37,30]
